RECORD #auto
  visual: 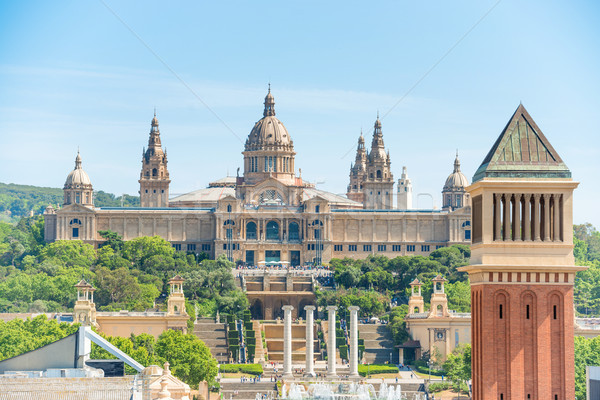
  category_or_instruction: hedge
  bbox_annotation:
[339,345,348,360]
[247,344,256,359]
[429,382,451,393]
[246,330,255,338]
[246,337,256,346]
[228,330,239,339]
[220,364,264,376]
[336,337,346,347]
[413,364,445,377]
[244,322,253,331]
[228,338,239,346]
[227,314,235,324]
[228,322,237,331]
[358,364,399,377]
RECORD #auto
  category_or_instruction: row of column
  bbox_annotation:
[493,193,562,242]
[282,305,360,380]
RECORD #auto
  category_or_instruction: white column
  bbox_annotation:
[304,305,316,377]
[348,306,360,379]
[282,305,294,379]
[326,305,338,378]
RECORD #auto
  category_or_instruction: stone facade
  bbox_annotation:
[44,89,471,264]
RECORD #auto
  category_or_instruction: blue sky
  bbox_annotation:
[0,1,598,226]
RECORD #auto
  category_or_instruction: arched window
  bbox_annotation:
[70,219,82,238]
[75,192,81,204]
[414,307,420,314]
[289,222,299,241]
[377,170,382,179]
[152,168,157,177]
[266,221,279,240]
[436,304,443,316]
[246,221,257,240]
[227,204,232,213]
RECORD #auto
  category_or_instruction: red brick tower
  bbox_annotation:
[459,105,584,400]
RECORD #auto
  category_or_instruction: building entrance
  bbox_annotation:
[265,250,280,263]
[290,251,300,266]
[246,250,255,266]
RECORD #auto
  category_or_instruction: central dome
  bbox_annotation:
[245,89,293,151]
[64,152,92,188]
[443,154,469,191]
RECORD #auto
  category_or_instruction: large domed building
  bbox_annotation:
[45,88,471,269]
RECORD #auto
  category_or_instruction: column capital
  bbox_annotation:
[304,305,316,311]
[326,306,338,312]
[348,306,360,312]
[282,305,294,311]
[534,193,543,199]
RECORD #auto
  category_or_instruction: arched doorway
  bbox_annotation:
[250,299,264,320]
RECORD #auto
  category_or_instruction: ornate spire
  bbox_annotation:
[454,150,461,173]
[263,85,275,117]
[75,149,82,169]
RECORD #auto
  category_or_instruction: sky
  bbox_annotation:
[0,1,598,226]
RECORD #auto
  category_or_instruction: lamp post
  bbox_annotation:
[427,359,433,384]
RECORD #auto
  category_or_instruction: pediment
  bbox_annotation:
[57,203,96,214]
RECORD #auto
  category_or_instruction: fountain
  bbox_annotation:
[279,382,416,400]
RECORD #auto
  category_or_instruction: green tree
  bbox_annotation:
[442,344,471,397]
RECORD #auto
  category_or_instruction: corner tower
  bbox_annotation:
[363,114,394,209]
[459,104,584,400]
[242,87,296,186]
[347,131,367,203]
[64,150,94,207]
[442,152,469,210]
[139,112,170,208]
[397,166,413,210]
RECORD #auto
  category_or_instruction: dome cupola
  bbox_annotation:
[242,86,296,185]
[63,150,94,206]
[442,151,470,210]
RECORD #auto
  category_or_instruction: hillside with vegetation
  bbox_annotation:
[0,182,139,222]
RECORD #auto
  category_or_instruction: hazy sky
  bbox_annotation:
[0,1,598,226]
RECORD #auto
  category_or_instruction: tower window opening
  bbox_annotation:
[499,304,503,319]
[526,304,530,319]
[553,305,557,320]
[152,168,157,177]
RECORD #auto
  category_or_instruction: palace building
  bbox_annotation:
[44,88,471,265]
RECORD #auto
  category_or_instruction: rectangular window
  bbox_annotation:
[392,245,401,252]
[72,227,79,238]
[436,245,444,249]
[264,156,268,172]
[421,245,430,252]
[553,305,557,320]
[187,244,196,252]
[526,304,530,319]
[363,244,372,252]
[173,244,181,251]
[349,245,357,252]
[334,245,342,251]
[201,244,211,251]
[377,245,386,252]
[465,230,471,240]
[407,245,415,252]
[499,304,503,319]
[315,205,320,213]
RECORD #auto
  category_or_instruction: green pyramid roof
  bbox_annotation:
[473,104,571,182]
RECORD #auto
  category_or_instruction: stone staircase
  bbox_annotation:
[220,381,277,400]
[253,320,265,363]
[358,323,398,364]
[194,318,229,364]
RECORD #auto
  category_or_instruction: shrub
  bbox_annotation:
[220,364,264,376]
[358,364,399,377]
[244,322,253,331]
[246,330,255,338]
[429,382,451,393]
[412,362,445,377]
[228,330,239,339]
[339,345,348,360]
[246,337,256,346]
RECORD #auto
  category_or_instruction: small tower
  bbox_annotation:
[167,275,187,316]
[408,278,425,314]
[397,166,413,210]
[347,131,367,203]
[64,150,94,207]
[442,151,469,210]
[73,279,97,326]
[363,114,394,209]
[139,112,170,208]
[428,275,449,318]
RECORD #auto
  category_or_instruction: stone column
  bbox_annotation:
[348,306,360,379]
[543,194,551,241]
[494,193,501,241]
[533,194,541,241]
[326,306,338,378]
[282,305,294,379]
[304,305,316,377]
[553,194,561,241]
[523,194,531,241]
[503,194,511,241]
[513,194,521,241]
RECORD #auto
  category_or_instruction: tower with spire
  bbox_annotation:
[397,166,413,210]
[442,151,469,210]
[363,114,394,209]
[139,111,171,208]
[346,131,367,203]
[63,150,94,207]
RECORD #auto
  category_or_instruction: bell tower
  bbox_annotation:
[459,104,584,400]
[347,131,367,203]
[73,279,97,327]
[408,278,425,315]
[364,114,394,209]
[167,275,187,316]
[139,111,170,208]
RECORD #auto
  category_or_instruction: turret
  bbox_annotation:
[167,275,187,316]
[363,114,394,209]
[442,151,469,210]
[347,131,367,203]
[64,150,94,207]
[397,166,413,209]
[73,279,97,326]
[408,278,425,315]
[139,111,171,207]
[428,275,449,318]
